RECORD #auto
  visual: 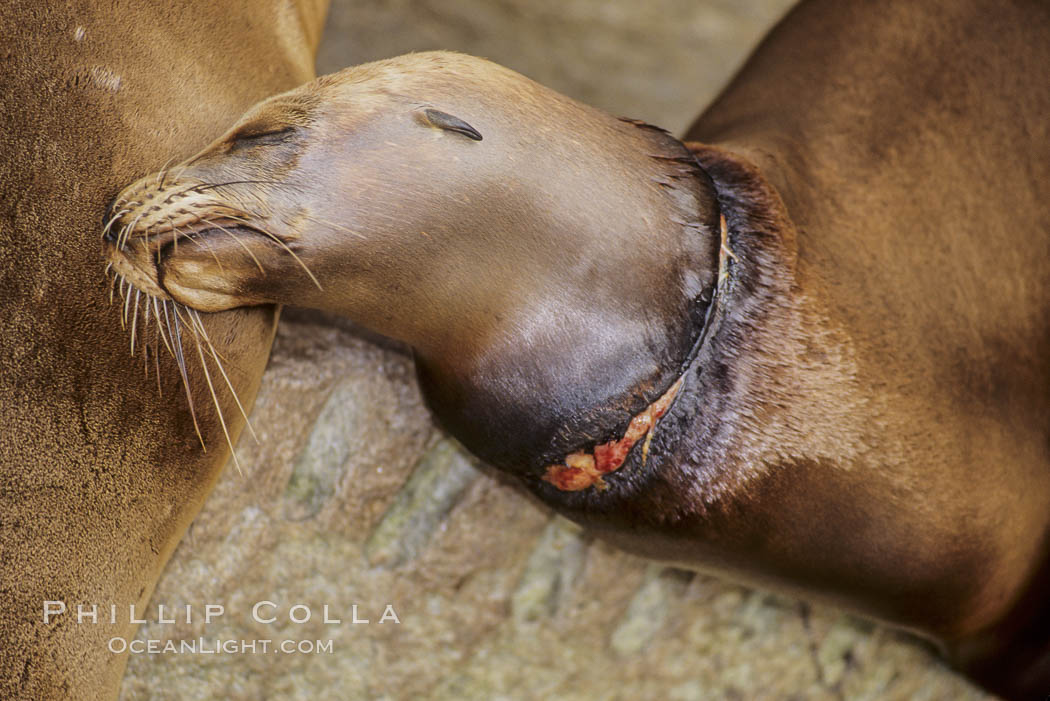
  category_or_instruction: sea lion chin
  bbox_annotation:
[104,15,1050,697]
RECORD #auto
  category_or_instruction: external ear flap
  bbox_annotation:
[421,108,483,141]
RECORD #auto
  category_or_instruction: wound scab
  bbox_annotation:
[543,377,683,491]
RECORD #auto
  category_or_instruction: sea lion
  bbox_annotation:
[103,0,1050,697]
[0,1,327,699]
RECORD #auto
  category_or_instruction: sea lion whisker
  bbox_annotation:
[168,219,217,260]
[156,156,177,189]
[122,279,133,325]
[167,302,235,369]
[118,213,140,249]
[239,188,276,215]
[118,279,129,328]
[300,214,367,240]
[219,214,322,290]
[122,279,133,327]
[121,210,148,250]
[166,217,180,254]
[101,208,131,240]
[186,179,286,194]
[209,222,266,274]
[168,300,204,341]
[152,296,175,357]
[168,302,220,361]
[170,161,193,184]
[191,228,227,272]
[165,300,206,450]
[143,292,152,332]
[158,180,280,207]
[161,183,205,202]
[200,204,258,222]
[129,289,141,353]
[185,311,242,472]
[188,308,259,444]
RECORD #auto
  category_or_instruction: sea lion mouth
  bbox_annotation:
[105,213,269,298]
[101,169,297,301]
[104,236,169,298]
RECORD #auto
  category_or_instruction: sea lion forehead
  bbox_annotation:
[322,51,522,89]
[313,51,542,112]
[300,51,610,153]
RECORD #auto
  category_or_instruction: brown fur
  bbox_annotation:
[0,2,327,698]
[102,0,1049,698]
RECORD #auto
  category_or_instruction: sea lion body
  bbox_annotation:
[678,2,1050,690]
[0,2,327,698]
[104,0,1050,697]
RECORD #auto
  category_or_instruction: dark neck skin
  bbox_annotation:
[416,122,722,474]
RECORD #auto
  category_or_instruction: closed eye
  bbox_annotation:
[229,126,297,150]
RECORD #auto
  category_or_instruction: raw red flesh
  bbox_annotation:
[542,377,683,491]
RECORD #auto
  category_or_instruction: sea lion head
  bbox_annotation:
[104,51,721,479]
